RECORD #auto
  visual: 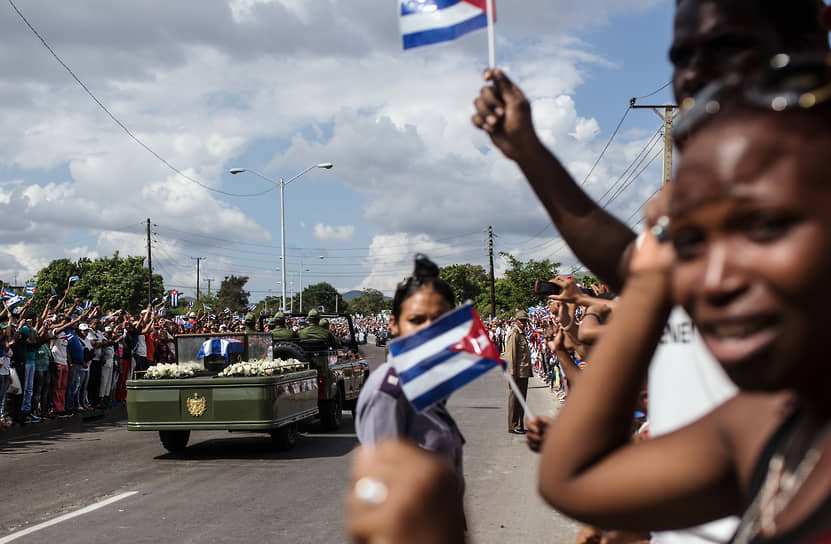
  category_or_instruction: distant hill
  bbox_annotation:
[342,289,391,301]
[342,290,362,301]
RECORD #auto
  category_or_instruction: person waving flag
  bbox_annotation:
[400,0,496,64]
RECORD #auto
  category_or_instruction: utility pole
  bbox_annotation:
[191,257,205,301]
[146,218,152,307]
[205,278,215,296]
[629,100,679,186]
[488,226,496,319]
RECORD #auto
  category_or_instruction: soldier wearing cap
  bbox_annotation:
[243,312,257,333]
[298,309,337,348]
[505,309,532,434]
[269,312,297,340]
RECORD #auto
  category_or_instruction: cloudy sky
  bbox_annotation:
[0,0,675,300]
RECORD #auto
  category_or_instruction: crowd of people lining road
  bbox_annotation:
[0,281,388,428]
[346,2,831,544]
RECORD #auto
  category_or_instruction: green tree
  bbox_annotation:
[33,253,163,314]
[296,282,345,314]
[498,253,561,312]
[348,288,386,316]
[439,263,487,306]
[217,276,250,314]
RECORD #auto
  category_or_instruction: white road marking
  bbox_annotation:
[0,491,138,543]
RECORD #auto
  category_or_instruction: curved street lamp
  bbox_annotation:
[230,163,333,311]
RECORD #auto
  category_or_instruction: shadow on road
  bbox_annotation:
[0,418,126,453]
[155,414,359,461]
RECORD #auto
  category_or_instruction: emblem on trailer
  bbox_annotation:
[187,393,207,417]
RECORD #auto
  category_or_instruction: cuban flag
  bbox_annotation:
[170,290,179,308]
[3,295,26,309]
[197,338,244,361]
[1,289,14,299]
[389,303,505,411]
[25,285,36,295]
[208,312,217,321]
[223,307,230,314]
[187,300,194,309]
[203,305,212,312]
[246,303,257,312]
[83,300,94,310]
[68,275,80,283]
[400,0,491,50]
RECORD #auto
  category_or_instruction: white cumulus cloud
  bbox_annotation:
[313,223,355,242]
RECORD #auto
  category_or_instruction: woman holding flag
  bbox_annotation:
[353,254,467,495]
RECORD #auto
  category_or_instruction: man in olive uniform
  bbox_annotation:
[269,312,297,340]
[504,310,532,434]
[298,309,338,349]
[244,313,257,333]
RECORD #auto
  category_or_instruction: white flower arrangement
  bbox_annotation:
[218,358,307,377]
[143,362,203,379]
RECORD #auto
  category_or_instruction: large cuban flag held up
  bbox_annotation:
[388,302,504,412]
[197,338,245,362]
[400,0,491,50]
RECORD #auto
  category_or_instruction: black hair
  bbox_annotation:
[391,254,455,318]
[675,0,828,52]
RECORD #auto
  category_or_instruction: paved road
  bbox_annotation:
[0,342,580,543]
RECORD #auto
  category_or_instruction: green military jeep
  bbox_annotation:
[267,312,370,431]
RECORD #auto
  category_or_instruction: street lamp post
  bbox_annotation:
[299,262,310,313]
[299,255,324,313]
[230,163,333,315]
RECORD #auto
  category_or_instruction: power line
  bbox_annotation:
[8,0,278,198]
[631,80,672,101]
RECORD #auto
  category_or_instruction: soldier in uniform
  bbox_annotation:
[243,313,257,333]
[298,309,337,349]
[354,254,466,494]
[504,310,532,434]
[269,312,297,340]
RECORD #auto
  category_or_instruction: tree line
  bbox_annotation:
[6,252,597,318]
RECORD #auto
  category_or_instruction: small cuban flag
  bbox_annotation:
[170,290,179,308]
[246,303,257,312]
[388,302,505,412]
[187,300,194,309]
[197,338,244,361]
[68,275,80,283]
[400,0,492,50]
[1,289,14,299]
[25,285,36,295]
[203,304,212,312]
[3,295,26,309]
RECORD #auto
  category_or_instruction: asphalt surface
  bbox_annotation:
[0,341,580,544]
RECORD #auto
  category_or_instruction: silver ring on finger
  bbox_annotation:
[354,476,388,506]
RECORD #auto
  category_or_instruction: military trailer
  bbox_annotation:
[127,314,369,453]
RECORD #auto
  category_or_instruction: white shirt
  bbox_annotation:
[49,329,69,366]
[134,334,147,357]
[649,308,739,544]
